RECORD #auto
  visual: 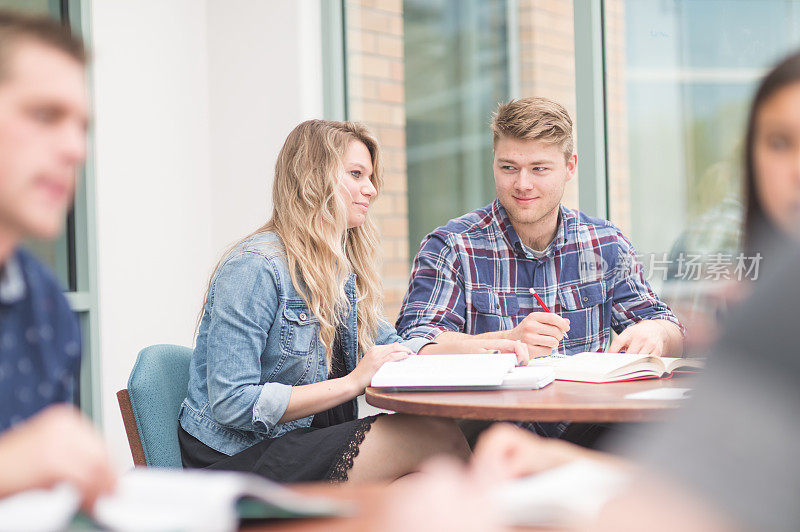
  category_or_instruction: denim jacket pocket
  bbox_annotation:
[274,301,318,384]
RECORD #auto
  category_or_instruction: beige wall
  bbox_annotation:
[518,0,579,210]
[90,0,323,471]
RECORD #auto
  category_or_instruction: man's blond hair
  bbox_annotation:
[491,97,574,161]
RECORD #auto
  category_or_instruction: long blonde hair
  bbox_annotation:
[199,120,385,371]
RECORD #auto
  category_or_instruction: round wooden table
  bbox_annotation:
[365,376,692,423]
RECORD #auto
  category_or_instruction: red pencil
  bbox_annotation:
[529,288,551,313]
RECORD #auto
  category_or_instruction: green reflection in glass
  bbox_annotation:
[404,0,510,256]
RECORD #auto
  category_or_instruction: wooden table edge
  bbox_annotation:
[365,384,685,423]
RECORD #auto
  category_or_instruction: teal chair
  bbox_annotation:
[117,344,193,468]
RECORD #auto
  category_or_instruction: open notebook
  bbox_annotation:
[370,353,555,391]
[527,352,704,383]
[0,468,350,532]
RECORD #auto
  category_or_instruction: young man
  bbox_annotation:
[397,97,683,359]
[379,244,800,532]
[0,12,114,508]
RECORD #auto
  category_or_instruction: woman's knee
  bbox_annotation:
[388,414,470,458]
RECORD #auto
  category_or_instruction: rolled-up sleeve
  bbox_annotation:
[610,234,685,335]
[205,252,289,432]
[396,233,467,341]
[252,383,293,429]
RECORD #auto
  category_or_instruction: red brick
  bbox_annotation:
[372,0,402,13]
[360,101,403,126]
[373,126,406,149]
[353,9,394,33]
[350,54,393,78]
[390,61,404,82]
[377,81,404,103]
[383,261,411,281]
[379,216,408,238]
[376,34,403,59]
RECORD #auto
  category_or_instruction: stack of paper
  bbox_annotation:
[371,353,554,391]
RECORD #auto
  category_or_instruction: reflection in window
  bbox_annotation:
[604,0,800,322]
[404,0,510,254]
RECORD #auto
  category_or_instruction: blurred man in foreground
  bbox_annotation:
[0,11,114,509]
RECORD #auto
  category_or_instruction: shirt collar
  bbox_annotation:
[0,252,26,304]
[491,199,523,252]
[492,200,573,259]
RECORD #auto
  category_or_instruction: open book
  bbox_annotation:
[527,352,704,383]
[0,468,350,532]
[370,353,555,391]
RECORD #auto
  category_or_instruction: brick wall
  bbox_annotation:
[517,0,579,210]
[346,0,408,322]
[517,0,629,229]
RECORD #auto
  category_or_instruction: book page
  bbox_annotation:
[527,352,667,381]
[371,353,517,387]
[93,468,349,532]
[0,483,79,532]
[529,352,651,371]
[662,357,705,373]
[499,366,556,389]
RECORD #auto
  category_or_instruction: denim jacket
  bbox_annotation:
[178,231,429,456]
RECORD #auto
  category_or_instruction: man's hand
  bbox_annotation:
[435,311,570,361]
[504,312,570,358]
[608,319,683,356]
[0,404,115,511]
[420,338,531,365]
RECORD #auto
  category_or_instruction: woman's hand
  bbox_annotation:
[347,343,412,392]
[419,338,532,365]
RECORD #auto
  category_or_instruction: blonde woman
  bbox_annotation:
[177,120,529,483]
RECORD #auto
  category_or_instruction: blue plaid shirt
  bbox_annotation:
[397,200,682,354]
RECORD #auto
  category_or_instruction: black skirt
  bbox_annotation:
[179,331,381,483]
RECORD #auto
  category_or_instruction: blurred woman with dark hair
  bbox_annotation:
[742,51,800,255]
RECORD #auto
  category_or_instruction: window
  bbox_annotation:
[603,0,800,320]
[343,0,577,320]
[404,0,510,254]
[338,0,798,329]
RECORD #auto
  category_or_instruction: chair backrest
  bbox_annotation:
[122,344,193,468]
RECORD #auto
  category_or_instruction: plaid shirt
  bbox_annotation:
[397,200,683,355]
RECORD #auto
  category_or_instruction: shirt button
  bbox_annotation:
[299,312,308,320]
[582,296,589,302]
